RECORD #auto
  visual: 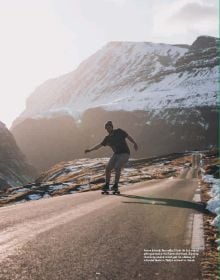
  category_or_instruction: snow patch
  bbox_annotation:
[28,194,42,200]
[202,174,220,250]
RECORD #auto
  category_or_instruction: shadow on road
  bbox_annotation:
[119,194,211,214]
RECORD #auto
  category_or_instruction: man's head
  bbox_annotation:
[105,121,113,134]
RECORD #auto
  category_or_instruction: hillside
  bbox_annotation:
[0,121,37,191]
[12,36,219,171]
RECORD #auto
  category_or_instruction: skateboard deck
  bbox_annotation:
[101,190,120,195]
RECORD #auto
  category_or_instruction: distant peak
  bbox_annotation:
[190,35,218,50]
[173,44,190,49]
[105,41,157,48]
[0,121,6,129]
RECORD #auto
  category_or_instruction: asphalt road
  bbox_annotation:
[0,167,204,280]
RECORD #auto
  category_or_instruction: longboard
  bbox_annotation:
[101,190,120,195]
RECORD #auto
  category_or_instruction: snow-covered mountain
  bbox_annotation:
[12,36,219,171]
[0,121,37,191]
[14,36,218,124]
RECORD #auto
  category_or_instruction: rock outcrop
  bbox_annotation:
[0,121,37,191]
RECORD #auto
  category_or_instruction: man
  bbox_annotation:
[85,121,138,191]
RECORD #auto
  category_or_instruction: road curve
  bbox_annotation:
[0,168,204,280]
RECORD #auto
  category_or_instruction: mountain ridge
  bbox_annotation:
[11,35,219,171]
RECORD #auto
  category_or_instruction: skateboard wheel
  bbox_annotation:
[101,191,109,195]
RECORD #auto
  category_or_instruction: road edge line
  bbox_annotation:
[191,183,205,250]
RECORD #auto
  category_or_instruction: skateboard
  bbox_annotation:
[101,189,120,195]
[112,190,120,195]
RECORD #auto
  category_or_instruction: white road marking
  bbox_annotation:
[191,188,205,250]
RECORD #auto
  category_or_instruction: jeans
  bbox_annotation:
[105,153,130,184]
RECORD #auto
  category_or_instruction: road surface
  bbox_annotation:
[0,167,205,280]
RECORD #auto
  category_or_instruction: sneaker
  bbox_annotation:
[102,184,110,191]
[112,183,119,191]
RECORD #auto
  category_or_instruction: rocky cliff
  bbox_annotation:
[0,121,37,191]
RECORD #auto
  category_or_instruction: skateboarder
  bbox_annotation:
[84,121,138,192]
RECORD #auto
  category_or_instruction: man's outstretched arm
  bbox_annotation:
[127,134,138,151]
[85,143,103,154]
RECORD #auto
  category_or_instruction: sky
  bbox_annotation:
[0,0,218,128]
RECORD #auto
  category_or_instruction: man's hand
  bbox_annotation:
[134,143,138,151]
[84,144,102,154]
